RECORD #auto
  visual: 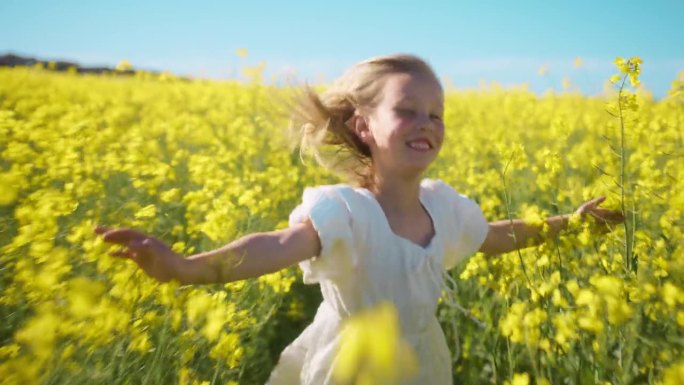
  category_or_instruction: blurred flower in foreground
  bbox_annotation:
[334,302,417,385]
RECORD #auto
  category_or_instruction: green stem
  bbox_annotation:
[500,150,537,294]
[616,74,634,272]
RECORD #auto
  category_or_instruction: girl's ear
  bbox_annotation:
[348,113,373,145]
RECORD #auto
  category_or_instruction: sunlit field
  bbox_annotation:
[1,59,682,384]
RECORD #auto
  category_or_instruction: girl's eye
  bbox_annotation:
[430,114,443,121]
[396,108,416,117]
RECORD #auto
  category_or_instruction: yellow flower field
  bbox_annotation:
[0,59,682,384]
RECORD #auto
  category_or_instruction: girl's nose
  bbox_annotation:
[417,113,433,131]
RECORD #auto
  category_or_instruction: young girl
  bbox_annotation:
[94,54,624,385]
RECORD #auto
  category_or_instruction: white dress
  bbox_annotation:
[266,178,489,385]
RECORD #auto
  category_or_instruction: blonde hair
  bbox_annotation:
[288,53,441,188]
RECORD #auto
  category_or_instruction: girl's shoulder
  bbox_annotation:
[296,183,372,217]
[302,179,464,210]
[297,179,478,224]
[300,183,363,203]
[420,178,447,192]
[420,178,474,202]
[419,178,485,224]
[420,178,457,201]
[310,179,457,196]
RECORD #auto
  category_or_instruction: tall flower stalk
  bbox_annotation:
[609,56,642,272]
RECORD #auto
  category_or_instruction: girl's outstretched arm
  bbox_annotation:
[94,222,321,285]
[478,215,571,256]
[478,196,625,256]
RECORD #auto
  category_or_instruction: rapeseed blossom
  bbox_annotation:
[334,303,417,385]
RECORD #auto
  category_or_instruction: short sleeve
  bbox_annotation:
[289,185,356,284]
[430,180,489,270]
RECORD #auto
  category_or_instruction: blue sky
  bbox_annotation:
[1,0,682,98]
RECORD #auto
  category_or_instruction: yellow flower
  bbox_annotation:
[134,204,157,219]
[242,61,266,81]
[67,277,106,318]
[0,344,20,359]
[591,275,622,298]
[235,48,249,58]
[0,171,20,205]
[663,360,684,385]
[334,302,417,385]
[202,308,225,342]
[258,270,296,293]
[520,204,545,229]
[538,64,549,76]
[510,372,530,385]
[209,333,242,368]
[614,57,629,74]
[15,311,60,360]
[566,280,580,297]
[553,312,578,348]
[186,293,213,324]
[129,331,151,353]
[574,56,583,68]
[614,56,643,76]
[578,315,603,333]
[500,302,526,343]
[160,188,181,202]
[116,59,133,71]
[562,77,571,90]
[662,282,681,308]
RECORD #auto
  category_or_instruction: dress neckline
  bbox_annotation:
[356,182,437,252]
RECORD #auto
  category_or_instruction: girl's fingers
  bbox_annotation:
[608,211,625,221]
[590,209,625,224]
[597,208,625,220]
[109,249,137,259]
[95,226,174,267]
[587,196,606,209]
[95,226,157,254]
[100,228,149,244]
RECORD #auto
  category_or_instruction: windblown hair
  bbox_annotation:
[288,54,441,188]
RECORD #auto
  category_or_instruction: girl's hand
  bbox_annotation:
[94,225,185,283]
[574,196,625,233]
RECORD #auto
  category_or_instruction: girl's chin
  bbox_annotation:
[405,152,437,165]
[398,158,435,174]
[377,152,438,175]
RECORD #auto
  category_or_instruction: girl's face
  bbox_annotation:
[356,72,445,178]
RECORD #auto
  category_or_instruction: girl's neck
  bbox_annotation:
[368,173,424,215]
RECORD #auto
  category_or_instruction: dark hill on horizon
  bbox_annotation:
[0,53,147,75]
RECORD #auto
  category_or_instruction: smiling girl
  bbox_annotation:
[95,54,624,385]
